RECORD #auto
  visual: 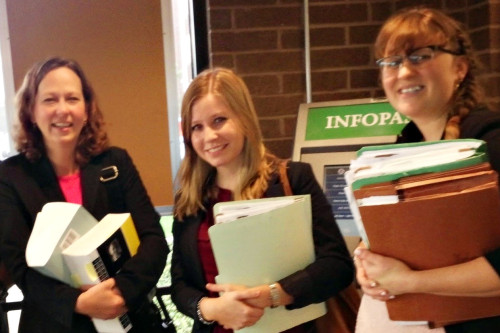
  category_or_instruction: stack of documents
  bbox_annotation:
[344,139,500,324]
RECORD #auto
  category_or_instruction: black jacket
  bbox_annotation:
[171,161,354,332]
[0,147,168,333]
[398,109,500,333]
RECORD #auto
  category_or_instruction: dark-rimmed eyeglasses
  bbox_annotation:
[376,45,464,70]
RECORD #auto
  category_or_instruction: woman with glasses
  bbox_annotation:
[354,7,500,333]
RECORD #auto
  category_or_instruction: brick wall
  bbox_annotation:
[207,0,500,158]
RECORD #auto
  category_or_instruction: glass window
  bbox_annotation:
[0,0,15,160]
[162,0,196,182]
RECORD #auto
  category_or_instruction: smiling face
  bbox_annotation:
[374,8,471,126]
[380,43,468,123]
[190,93,245,175]
[32,67,87,154]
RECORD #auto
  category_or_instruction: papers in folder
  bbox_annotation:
[344,139,500,324]
[209,195,326,333]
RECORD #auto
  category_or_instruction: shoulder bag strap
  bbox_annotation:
[279,160,293,196]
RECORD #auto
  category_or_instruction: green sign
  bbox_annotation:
[305,102,409,141]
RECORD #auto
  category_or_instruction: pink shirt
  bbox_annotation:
[58,171,83,204]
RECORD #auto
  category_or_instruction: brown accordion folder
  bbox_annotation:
[355,162,500,324]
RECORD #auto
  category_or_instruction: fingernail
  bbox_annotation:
[369,281,378,288]
[354,248,362,256]
[388,295,396,299]
[380,291,387,296]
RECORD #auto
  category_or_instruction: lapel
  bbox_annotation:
[11,156,65,224]
[33,156,65,201]
[80,161,102,214]
[175,210,207,288]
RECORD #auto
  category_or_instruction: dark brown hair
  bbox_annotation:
[14,57,109,163]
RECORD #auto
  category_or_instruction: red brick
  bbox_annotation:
[282,29,304,49]
[310,27,345,47]
[210,0,278,8]
[487,100,500,112]
[448,11,467,28]
[241,74,281,95]
[253,94,305,116]
[444,0,467,9]
[311,47,371,69]
[491,4,500,24]
[309,4,367,25]
[311,70,348,91]
[284,115,298,137]
[312,91,371,103]
[234,6,301,29]
[264,139,294,159]
[211,54,235,68]
[476,53,490,72]
[373,89,386,99]
[491,27,500,49]
[236,51,303,73]
[470,28,490,51]
[395,0,443,11]
[351,69,380,89]
[205,0,500,119]
[350,25,381,45]
[211,31,278,52]
[260,118,283,139]
[481,76,500,100]
[209,9,232,30]
[371,1,395,22]
[490,52,500,72]
[478,51,500,75]
[283,73,306,94]
[469,4,490,29]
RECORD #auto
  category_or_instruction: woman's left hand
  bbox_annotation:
[354,247,413,298]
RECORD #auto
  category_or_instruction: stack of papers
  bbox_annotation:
[343,139,500,325]
[345,139,487,190]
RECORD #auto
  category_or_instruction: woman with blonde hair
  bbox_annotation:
[171,67,354,332]
[354,7,500,333]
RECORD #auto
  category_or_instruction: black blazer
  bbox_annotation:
[171,161,354,332]
[0,147,168,333]
[398,109,500,332]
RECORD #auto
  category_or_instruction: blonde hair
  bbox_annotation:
[375,7,485,139]
[174,68,281,220]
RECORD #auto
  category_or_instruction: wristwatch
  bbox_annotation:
[269,283,280,308]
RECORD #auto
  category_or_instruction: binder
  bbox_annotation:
[208,195,326,333]
[349,149,500,323]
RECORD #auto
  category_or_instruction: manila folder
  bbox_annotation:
[359,179,500,323]
[209,195,326,333]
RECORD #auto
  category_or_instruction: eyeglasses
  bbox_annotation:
[376,45,464,70]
